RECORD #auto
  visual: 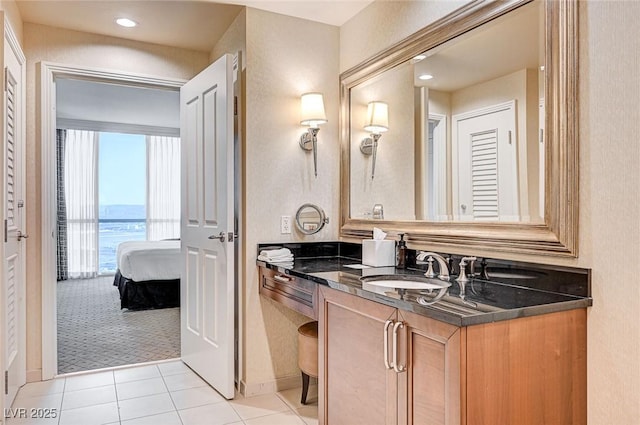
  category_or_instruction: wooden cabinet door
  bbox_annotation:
[398,310,463,425]
[319,287,398,425]
[465,309,586,425]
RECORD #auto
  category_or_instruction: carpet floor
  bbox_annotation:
[57,276,180,374]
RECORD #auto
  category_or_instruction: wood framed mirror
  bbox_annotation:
[339,0,578,257]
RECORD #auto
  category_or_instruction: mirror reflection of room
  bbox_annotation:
[350,0,544,224]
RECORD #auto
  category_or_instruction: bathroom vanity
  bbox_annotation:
[257,242,590,425]
[259,0,586,421]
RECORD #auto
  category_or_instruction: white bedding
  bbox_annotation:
[117,240,181,281]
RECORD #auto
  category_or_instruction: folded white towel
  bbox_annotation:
[258,254,294,263]
[259,248,292,259]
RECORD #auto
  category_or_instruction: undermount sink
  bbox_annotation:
[360,275,451,291]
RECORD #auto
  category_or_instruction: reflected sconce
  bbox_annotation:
[360,101,389,179]
[299,92,327,177]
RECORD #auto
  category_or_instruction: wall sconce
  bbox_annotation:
[360,101,389,179]
[299,92,327,177]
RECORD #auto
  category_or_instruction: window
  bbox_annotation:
[62,130,180,277]
[98,133,147,274]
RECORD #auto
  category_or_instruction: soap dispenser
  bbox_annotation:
[396,233,407,268]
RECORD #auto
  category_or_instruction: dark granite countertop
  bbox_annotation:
[257,242,592,327]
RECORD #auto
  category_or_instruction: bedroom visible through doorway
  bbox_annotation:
[55,78,182,374]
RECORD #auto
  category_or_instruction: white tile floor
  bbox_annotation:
[7,361,318,425]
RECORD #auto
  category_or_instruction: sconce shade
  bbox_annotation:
[300,93,327,128]
[364,101,389,134]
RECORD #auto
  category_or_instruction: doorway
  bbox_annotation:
[54,80,182,373]
[40,65,186,379]
[39,59,242,400]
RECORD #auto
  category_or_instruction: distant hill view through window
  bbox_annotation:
[99,133,146,274]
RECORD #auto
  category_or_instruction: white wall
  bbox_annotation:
[578,2,640,421]
[242,8,340,394]
[340,1,466,72]
[341,0,640,423]
[1,0,23,42]
[350,62,415,220]
[22,23,209,380]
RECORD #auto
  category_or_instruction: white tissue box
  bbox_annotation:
[362,239,396,267]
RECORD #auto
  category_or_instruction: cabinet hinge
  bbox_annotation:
[4,370,8,395]
[508,130,512,145]
[4,219,7,243]
[234,96,238,116]
[3,67,7,92]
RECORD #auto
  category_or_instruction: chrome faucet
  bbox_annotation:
[416,251,450,281]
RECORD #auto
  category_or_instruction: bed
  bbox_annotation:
[113,240,181,310]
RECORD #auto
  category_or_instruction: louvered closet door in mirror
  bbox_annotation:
[2,17,26,408]
[452,100,519,222]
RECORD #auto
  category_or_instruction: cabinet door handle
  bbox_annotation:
[273,275,292,283]
[383,320,393,370]
[392,321,405,373]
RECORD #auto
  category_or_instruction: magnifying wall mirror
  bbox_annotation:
[340,0,578,257]
[295,204,329,235]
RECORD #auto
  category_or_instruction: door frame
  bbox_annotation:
[39,62,243,381]
[426,113,448,221]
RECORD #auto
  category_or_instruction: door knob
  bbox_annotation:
[208,232,226,242]
[17,230,28,241]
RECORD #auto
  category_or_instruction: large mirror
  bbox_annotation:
[340,0,578,256]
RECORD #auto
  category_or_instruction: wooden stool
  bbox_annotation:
[297,321,318,405]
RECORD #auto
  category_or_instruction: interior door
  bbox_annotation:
[2,18,26,408]
[180,54,235,399]
[452,101,519,221]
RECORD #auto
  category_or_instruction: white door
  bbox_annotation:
[2,19,26,408]
[452,101,519,221]
[180,54,235,399]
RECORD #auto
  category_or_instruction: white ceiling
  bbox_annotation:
[56,78,180,130]
[16,0,373,52]
[414,0,543,92]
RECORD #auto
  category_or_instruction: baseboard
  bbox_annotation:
[239,374,302,397]
[26,369,42,383]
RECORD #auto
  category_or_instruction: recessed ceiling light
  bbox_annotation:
[418,74,434,81]
[116,18,137,28]
[413,54,427,61]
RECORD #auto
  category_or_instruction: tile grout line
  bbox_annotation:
[57,378,66,425]
[156,365,185,425]
[111,371,123,425]
[274,390,318,424]
[227,393,299,424]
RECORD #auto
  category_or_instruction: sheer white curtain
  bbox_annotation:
[64,129,98,278]
[147,135,180,240]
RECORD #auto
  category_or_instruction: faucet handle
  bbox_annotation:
[456,256,477,283]
[424,257,436,278]
[462,256,477,277]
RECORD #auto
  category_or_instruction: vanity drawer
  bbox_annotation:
[259,266,318,319]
